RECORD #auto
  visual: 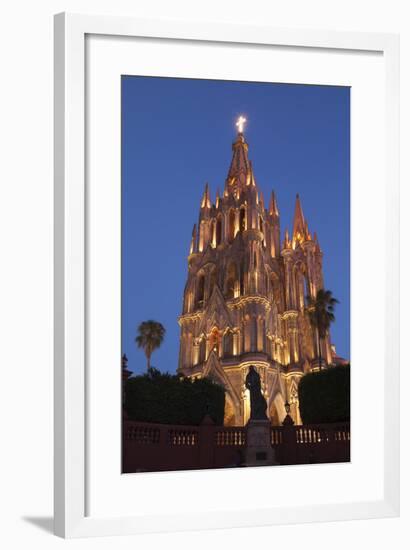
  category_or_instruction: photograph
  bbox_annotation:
[121,76,350,473]
[0,2,401,544]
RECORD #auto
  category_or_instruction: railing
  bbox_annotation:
[215,428,246,447]
[295,424,350,444]
[126,424,160,444]
[169,429,198,446]
[123,420,350,472]
[271,427,283,445]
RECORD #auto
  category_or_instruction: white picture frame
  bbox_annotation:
[54,12,400,538]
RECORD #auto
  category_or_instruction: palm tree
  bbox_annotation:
[306,289,338,371]
[135,320,166,371]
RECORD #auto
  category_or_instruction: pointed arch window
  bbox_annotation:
[251,317,258,352]
[239,207,246,232]
[199,337,206,363]
[223,330,234,357]
[225,262,237,299]
[196,274,205,308]
[209,267,217,298]
[240,263,245,296]
[270,273,281,309]
[228,209,236,242]
[294,263,308,310]
[216,216,222,246]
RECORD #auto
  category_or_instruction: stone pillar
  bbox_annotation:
[285,311,299,364]
[233,331,239,355]
[282,253,294,310]
[244,420,277,466]
[198,415,215,469]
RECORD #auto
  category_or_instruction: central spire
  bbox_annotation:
[226,117,252,190]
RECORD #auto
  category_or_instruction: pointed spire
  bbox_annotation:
[269,191,279,217]
[293,194,305,234]
[313,231,322,252]
[201,183,211,209]
[283,229,292,250]
[226,132,251,190]
[304,221,312,241]
[259,191,265,210]
[292,193,309,246]
[215,188,220,208]
[190,224,197,254]
[248,160,257,187]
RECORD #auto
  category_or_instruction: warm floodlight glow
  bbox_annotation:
[236,115,247,133]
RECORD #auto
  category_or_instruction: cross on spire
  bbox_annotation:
[236,115,247,134]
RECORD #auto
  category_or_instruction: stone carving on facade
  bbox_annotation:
[178,127,334,426]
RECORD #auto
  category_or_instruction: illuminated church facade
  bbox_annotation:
[178,119,336,426]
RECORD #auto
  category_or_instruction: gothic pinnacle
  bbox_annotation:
[283,229,292,250]
[313,231,322,252]
[249,160,256,186]
[215,188,220,208]
[269,190,279,217]
[292,193,309,245]
[190,224,197,254]
[201,182,211,209]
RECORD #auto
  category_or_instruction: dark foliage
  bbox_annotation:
[298,365,350,424]
[124,369,226,426]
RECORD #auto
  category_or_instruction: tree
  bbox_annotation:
[306,289,338,370]
[124,371,226,425]
[298,365,350,424]
[135,320,165,371]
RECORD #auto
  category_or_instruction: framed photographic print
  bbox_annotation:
[54,13,400,538]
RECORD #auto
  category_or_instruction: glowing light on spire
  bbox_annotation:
[236,115,247,133]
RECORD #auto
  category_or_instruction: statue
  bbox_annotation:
[245,366,268,421]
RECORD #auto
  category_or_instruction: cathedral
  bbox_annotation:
[178,118,335,426]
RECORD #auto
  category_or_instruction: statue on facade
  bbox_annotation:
[245,366,268,421]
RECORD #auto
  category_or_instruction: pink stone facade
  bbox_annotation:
[178,131,333,426]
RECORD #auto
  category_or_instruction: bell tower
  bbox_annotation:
[178,119,329,426]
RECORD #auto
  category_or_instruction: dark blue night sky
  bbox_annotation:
[122,76,350,375]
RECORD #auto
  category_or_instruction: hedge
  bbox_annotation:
[124,369,225,425]
[298,365,350,424]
